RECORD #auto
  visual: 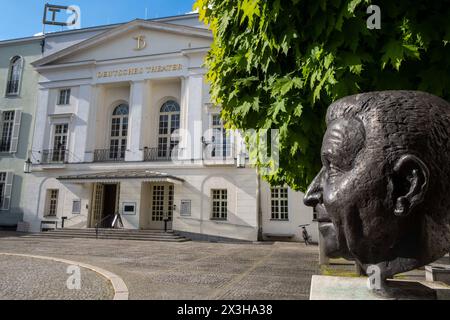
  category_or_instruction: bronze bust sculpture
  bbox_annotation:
[304,91,450,295]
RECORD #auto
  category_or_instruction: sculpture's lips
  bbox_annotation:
[314,204,331,223]
[315,204,354,260]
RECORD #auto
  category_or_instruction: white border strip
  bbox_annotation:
[0,253,129,300]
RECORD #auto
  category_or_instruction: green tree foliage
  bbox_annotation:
[194,0,450,192]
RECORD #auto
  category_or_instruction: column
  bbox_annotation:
[84,85,98,162]
[126,80,146,162]
[32,88,50,164]
[179,77,188,158]
[184,75,204,160]
[73,85,92,163]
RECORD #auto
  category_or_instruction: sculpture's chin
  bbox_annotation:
[319,222,354,260]
[360,257,422,280]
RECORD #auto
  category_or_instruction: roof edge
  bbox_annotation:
[0,13,201,45]
[0,35,44,47]
[32,19,212,67]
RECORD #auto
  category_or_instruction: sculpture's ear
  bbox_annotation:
[392,155,429,217]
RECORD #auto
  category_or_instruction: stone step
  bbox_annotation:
[45,230,179,237]
[31,233,185,240]
[25,234,190,242]
[58,228,174,234]
[25,228,190,242]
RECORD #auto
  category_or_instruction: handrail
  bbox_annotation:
[111,213,124,230]
[95,213,124,239]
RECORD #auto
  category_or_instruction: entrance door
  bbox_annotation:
[102,184,118,227]
[149,184,174,230]
[91,183,104,228]
[90,183,119,228]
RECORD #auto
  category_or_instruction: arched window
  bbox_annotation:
[6,56,23,95]
[109,104,129,160]
[158,100,180,158]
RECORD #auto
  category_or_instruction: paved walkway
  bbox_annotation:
[0,232,319,300]
[0,255,114,300]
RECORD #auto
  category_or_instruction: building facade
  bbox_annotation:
[0,36,42,227]
[4,14,317,242]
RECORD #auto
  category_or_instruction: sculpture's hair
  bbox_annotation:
[327,91,450,224]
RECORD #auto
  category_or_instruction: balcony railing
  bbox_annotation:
[142,145,236,162]
[41,149,69,164]
[144,147,178,162]
[6,80,19,95]
[204,144,235,161]
[94,149,126,162]
[38,145,236,164]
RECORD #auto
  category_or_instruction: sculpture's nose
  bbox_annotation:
[303,168,324,207]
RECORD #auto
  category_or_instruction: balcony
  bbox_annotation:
[41,149,69,164]
[94,149,125,162]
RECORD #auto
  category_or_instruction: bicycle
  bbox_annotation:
[299,224,312,246]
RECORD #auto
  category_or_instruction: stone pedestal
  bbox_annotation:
[318,224,329,265]
[310,275,450,300]
[426,264,450,285]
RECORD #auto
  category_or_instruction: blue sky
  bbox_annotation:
[0,0,196,40]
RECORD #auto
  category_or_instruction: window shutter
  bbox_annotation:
[2,172,13,210]
[9,109,21,153]
[0,111,3,145]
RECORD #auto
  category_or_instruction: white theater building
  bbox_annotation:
[23,14,318,242]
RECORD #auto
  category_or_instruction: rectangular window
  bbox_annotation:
[0,172,13,210]
[45,189,59,217]
[211,189,227,220]
[0,111,15,152]
[51,123,68,163]
[57,89,71,105]
[211,114,231,158]
[72,200,81,214]
[0,172,6,209]
[271,187,289,221]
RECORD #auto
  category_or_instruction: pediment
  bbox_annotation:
[33,19,212,67]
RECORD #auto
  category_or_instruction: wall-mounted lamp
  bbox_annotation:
[24,158,32,174]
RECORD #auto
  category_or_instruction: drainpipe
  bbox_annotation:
[256,171,263,241]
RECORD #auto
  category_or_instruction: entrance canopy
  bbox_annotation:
[57,170,184,185]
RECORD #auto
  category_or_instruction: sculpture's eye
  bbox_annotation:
[322,156,343,180]
[327,165,343,179]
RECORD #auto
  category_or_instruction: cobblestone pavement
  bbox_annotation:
[0,255,114,300]
[0,232,319,300]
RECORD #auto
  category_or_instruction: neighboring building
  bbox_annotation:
[0,36,42,228]
[4,13,317,242]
